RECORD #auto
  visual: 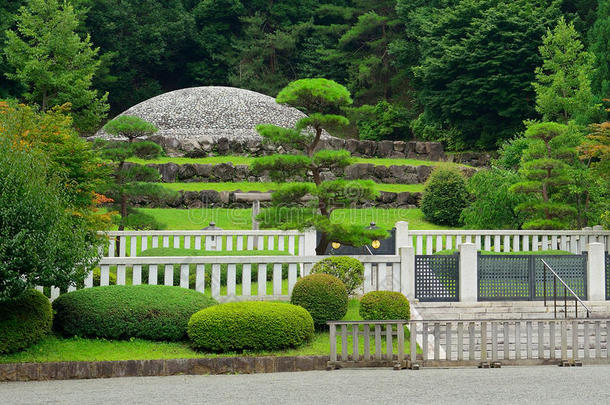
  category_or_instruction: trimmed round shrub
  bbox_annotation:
[53,285,217,341]
[0,290,52,354]
[311,257,364,296]
[188,302,314,352]
[359,291,410,321]
[420,167,469,227]
[290,274,348,329]
[131,141,163,159]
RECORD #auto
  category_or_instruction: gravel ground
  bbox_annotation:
[2,366,609,405]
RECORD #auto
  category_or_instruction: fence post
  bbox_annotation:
[459,243,477,302]
[587,242,605,301]
[303,228,317,256]
[395,221,410,254]
[400,246,415,300]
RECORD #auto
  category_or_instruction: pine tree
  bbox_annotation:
[251,79,387,254]
[97,117,176,231]
[510,122,577,229]
[533,17,597,124]
[3,0,109,133]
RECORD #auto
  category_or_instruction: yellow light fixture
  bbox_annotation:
[371,240,381,249]
[331,241,341,249]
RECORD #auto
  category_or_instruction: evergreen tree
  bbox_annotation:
[97,116,175,231]
[251,79,387,254]
[533,17,597,124]
[589,0,610,98]
[408,0,559,149]
[3,0,109,134]
[510,122,577,229]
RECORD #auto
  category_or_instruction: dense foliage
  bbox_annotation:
[1,0,605,150]
[359,291,410,321]
[310,257,364,296]
[187,302,314,352]
[0,137,101,301]
[420,168,469,227]
[0,290,52,354]
[290,273,348,329]
[53,285,217,341]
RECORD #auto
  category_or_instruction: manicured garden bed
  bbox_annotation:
[0,300,413,364]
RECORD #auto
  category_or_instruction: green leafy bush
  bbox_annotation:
[53,285,217,341]
[359,291,410,321]
[420,167,469,226]
[310,257,364,296]
[188,302,314,352]
[290,274,348,329]
[131,141,163,159]
[0,290,52,354]
[102,115,158,142]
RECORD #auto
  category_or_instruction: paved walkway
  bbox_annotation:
[2,366,609,404]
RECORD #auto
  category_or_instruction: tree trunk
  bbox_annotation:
[307,127,323,157]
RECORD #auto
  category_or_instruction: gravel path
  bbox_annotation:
[2,366,609,404]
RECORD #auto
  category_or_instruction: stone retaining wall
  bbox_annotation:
[132,189,422,209]
[0,355,330,382]
[152,135,446,161]
[139,162,475,184]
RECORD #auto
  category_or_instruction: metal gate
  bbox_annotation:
[478,254,587,301]
[415,254,459,302]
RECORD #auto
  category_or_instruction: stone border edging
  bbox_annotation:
[0,355,330,382]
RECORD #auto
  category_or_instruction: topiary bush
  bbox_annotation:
[290,274,348,329]
[188,302,314,352]
[131,141,163,159]
[53,285,217,341]
[0,290,52,354]
[359,291,410,321]
[311,257,364,296]
[420,167,469,227]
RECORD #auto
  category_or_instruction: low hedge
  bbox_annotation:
[290,274,348,329]
[0,290,52,354]
[359,291,410,321]
[53,285,217,341]
[188,302,314,352]
[311,256,364,295]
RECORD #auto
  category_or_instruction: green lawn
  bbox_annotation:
[127,155,468,169]
[129,208,460,231]
[159,181,424,193]
[0,299,414,363]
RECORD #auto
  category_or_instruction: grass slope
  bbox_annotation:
[131,208,459,231]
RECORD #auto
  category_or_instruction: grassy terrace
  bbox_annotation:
[125,208,459,231]
[0,300,414,363]
[159,181,424,193]
[127,155,468,168]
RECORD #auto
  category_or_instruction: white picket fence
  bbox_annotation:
[100,230,315,257]
[77,255,401,303]
[403,229,610,256]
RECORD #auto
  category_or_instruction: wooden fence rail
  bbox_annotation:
[405,230,610,255]
[327,319,610,369]
[41,255,402,302]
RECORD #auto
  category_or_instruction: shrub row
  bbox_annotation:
[53,285,217,341]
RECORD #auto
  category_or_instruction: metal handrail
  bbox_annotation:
[541,259,591,318]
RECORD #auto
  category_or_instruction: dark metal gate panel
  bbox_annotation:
[478,255,531,300]
[477,254,587,301]
[606,254,610,301]
[415,254,459,302]
[533,255,587,300]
